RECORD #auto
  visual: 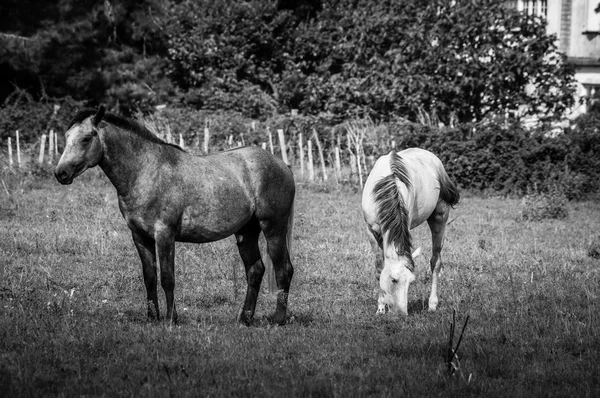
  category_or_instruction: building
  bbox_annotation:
[514,0,600,116]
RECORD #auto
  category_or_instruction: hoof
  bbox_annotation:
[271,312,287,326]
[376,304,387,315]
[239,310,254,326]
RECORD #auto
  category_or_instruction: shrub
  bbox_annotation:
[0,89,84,144]
[588,236,600,259]
[519,188,569,221]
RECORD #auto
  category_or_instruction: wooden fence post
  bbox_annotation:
[346,121,367,188]
[312,128,327,181]
[203,121,210,154]
[298,132,304,179]
[179,133,185,148]
[267,127,274,154]
[48,130,54,164]
[277,129,288,165]
[307,139,314,182]
[16,130,21,168]
[334,146,341,181]
[39,134,47,164]
[8,137,13,169]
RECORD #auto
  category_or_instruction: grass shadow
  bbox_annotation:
[408,298,428,315]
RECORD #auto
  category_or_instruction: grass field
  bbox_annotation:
[1,169,599,397]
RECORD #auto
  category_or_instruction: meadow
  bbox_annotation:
[1,168,599,397]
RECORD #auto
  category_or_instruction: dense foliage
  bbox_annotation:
[0,0,172,115]
[1,0,576,122]
[0,90,83,143]
[386,112,600,199]
[166,0,575,123]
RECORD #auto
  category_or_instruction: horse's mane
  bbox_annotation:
[69,108,184,151]
[372,151,414,270]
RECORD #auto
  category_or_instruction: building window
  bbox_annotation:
[585,0,600,33]
[506,0,548,18]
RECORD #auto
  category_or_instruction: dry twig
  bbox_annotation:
[446,309,470,377]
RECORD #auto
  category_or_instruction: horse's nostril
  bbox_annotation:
[55,169,69,183]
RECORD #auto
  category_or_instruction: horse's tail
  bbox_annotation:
[438,167,460,207]
[266,194,295,295]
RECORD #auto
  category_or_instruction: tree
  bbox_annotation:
[296,0,576,123]
[166,0,576,123]
[0,0,172,114]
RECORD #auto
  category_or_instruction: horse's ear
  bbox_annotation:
[92,105,106,127]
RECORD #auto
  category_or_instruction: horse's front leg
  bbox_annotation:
[132,231,159,320]
[367,229,386,314]
[155,226,178,323]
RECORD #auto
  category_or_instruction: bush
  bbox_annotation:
[0,89,84,144]
[588,236,600,259]
[519,188,569,221]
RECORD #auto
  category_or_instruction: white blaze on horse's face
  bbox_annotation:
[55,119,103,185]
[379,256,415,316]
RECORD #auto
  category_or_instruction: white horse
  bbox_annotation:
[361,148,460,316]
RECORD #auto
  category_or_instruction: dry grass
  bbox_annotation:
[1,171,599,397]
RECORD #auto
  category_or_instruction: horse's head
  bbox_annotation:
[55,105,106,185]
[378,247,421,315]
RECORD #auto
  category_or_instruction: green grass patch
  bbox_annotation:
[1,176,599,396]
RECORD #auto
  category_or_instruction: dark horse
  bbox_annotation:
[55,106,295,325]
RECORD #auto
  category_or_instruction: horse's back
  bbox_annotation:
[362,148,454,229]
[202,146,295,218]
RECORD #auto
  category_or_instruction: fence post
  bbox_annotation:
[179,133,185,148]
[48,130,54,164]
[39,134,47,164]
[307,139,314,182]
[312,128,327,181]
[335,146,341,181]
[267,127,274,154]
[16,130,21,168]
[8,137,13,169]
[203,120,210,154]
[277,129,288,165]
[298,132,304,179]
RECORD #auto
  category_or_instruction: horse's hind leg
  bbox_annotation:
[263,224,293,326]
[427,201,450,312]
[235,219,265,326]
[132,231,159,320]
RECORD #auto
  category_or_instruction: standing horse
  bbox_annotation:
[55,106,295,325]
[361,148,459,316]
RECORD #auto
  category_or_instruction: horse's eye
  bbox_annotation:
[390,278,398,284]
[82,136,93,143]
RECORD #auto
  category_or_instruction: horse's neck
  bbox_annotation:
[98,127,161,197]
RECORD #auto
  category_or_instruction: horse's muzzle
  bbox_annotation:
[54,168,73,185]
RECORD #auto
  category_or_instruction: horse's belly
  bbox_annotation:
[178,205,253,243]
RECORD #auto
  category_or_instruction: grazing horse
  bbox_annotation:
[361,148,459,316]
[54,106,295,325]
